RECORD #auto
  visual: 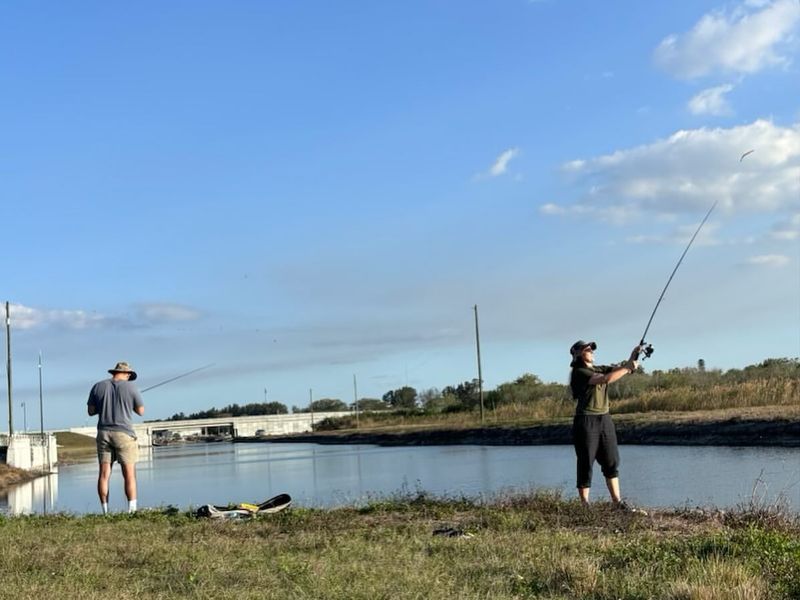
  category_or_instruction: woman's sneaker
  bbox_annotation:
[615,500,648,516]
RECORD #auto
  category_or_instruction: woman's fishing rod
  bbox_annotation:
[637,200,718,360]
[140,363,215,393]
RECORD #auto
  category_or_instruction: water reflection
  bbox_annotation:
[0,473,58,515]
[2,443,798,516]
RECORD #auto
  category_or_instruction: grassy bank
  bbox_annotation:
[54,431,96,463]
[269,407,800,448]
[0,492,797,599]
[0,433,92,488]
[311,404,800,438]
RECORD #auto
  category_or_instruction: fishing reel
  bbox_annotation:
[636,343,654,361]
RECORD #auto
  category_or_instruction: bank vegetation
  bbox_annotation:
[1,492,798,599]
[312,357,799,432]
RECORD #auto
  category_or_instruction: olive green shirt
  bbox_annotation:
[570,364,614,415]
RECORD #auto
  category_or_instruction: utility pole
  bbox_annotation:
[353,374,359,429]
[39,350,50,471]
[474,304,484,425]
[38,351,44,438]
[309,388,314,427]
[5,301,13,435]
[264,387,267,403]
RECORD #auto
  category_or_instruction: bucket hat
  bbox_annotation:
[108,361,137,381]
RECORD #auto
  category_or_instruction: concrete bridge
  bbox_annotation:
[69,411,351,447]
[0,433,58,471]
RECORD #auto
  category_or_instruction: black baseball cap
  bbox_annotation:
[570,340,597,357]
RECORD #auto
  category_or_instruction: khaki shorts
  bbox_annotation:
[96,430,139,465]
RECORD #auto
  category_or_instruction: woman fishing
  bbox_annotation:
[569,340,645,513]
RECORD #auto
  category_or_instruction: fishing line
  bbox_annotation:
[637,200,718,359]
[140,363,215,393]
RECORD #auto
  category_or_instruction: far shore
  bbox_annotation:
[244,408,800,448]
[0,408,794,493]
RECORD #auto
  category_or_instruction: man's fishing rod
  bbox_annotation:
[140,363,215,393]
[636,199,718,360]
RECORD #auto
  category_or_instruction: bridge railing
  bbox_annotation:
[0,432,51,447]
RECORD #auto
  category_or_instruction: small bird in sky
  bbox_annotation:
[740,149,755,162]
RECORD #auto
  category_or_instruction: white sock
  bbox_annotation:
[101,502,109,515]
[128,499,137,513]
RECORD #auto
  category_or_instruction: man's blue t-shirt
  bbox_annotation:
[87,379,143,438]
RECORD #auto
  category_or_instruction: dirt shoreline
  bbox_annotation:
[254,415,800,447]
[0,463,43,491]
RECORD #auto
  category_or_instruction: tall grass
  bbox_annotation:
[614,378,800,414]
[314,399,575,432]
[0,494,797,599]
[315,375,797,432]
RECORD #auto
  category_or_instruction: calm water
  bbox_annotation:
[2,442,798,515]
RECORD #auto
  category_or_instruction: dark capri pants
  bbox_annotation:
[572,413,620,488]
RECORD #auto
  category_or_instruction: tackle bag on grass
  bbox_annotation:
[194,493,292,519]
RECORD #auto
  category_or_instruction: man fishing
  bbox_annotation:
[569,341,645,513]
[87,361,145,514]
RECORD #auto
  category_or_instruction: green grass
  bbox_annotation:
[1,492,797,599]
[54,431,96,463]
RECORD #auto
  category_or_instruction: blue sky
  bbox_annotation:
[2,0,799,430]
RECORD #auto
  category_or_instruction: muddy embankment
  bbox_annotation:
[262,415,800,448]
[0,463,41,490]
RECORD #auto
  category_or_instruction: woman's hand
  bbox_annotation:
[629,345,645,362]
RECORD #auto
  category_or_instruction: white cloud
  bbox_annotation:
[538,201,636,225]
[5,302,203,331]
[654,0,800,79]
[135,303,202,323]
[742,254,791,267]
[771,230,800,240]
[488,148,519,177]
[563,159,586,172]
[539,203,566,215]
[673,221,722,246]
[770,212,800,239]
[625,222,722,246]
[688,83,735,115]
[626,234,663,244]
[546,119,800,220]
[7,304,110,330]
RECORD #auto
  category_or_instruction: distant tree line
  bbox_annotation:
[155,357,798,423]
[374,357,800,413]
[163,402,288,422]
[293,398,348,413]
[292,398,392,413]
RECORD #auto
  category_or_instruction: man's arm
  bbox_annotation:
[87,381,100,416]
[87,390,97,416]
[132,387,145,417]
